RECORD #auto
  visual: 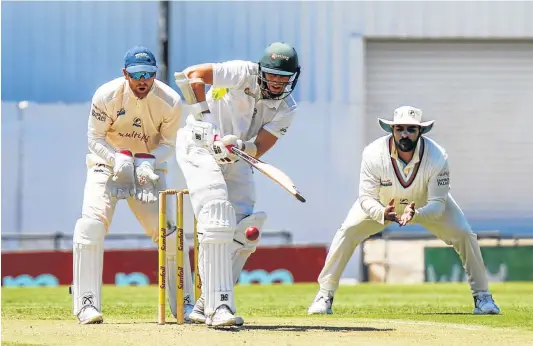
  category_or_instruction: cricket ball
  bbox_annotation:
[245,226,260,241]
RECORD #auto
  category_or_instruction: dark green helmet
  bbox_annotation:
[257,42,300,100]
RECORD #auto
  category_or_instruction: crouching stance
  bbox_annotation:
[174,42,301,327]
[71,46,194,324]
[308,106,500,316]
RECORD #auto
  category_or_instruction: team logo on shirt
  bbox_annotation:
[117,108,126,117]
[132,117,142,127]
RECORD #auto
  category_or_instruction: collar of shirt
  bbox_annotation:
[260,98,283,109]
[247,83,284,109]
[389,136,423,173]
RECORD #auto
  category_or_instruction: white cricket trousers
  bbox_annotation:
[318,195,489,293]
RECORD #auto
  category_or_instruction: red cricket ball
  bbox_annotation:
[245,226,260,241]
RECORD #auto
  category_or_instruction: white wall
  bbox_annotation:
[1,101,361,247]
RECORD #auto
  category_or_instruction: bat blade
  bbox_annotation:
[231,147,306,203]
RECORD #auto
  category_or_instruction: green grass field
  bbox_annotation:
[2,283,533,345]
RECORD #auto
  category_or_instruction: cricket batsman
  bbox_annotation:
[173,42,301,327]
[71,46,194,324]
[308,106,501,315]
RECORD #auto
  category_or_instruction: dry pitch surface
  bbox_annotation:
[2,283,533,345]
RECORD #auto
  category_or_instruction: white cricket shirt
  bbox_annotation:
[204,60,297,141]
[359,135,451,225]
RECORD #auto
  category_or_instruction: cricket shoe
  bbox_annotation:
[307,290,334,315]
[206,305,243,328]
[171,304,194,322]
[190,295,244,326]
[189,295,207,324]
[473,292,500,314]
[183,304,194,322]
[77,305,103,324]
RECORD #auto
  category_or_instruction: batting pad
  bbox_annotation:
[201,242,235,316]
[231,212,267,284]
[72,218,105,315]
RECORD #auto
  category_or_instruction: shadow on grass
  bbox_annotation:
[105,321,395,333]
[419,312,474,315]
[242,325,395,333]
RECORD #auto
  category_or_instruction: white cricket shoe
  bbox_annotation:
[206,305,241,328]
[473,292,501,314]
[190,295,244,326]
[189,295,207,324]
[77,305,103,324]
[307,290,334,315]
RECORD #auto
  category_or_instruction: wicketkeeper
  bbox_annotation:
[71,46,194,324]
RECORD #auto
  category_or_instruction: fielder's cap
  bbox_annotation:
[124,46,158,73]
[378,106,434,134]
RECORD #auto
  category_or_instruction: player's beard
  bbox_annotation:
[396,137,418,152]
[129,81,151,99]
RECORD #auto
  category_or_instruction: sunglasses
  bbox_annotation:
[128,71,156,80]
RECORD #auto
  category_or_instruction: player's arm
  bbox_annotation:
[253,107,296,158]
[184,60,251,106]
[150,99,182,166]
[359,150,388,225]
[183,63,213,105]
[412,160,450,222]
[87,95,116,165]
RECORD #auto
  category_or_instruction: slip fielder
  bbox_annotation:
[308,106,500,316]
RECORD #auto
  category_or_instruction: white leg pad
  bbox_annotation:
[202,242,234,316]
[231,212,267,285]
[197,200,236,316]
[72,218,106,315]
[165,232,194,317]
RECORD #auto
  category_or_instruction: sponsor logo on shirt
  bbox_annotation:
[437,170,450,186]
[118,131,150,144]
[91,104,107,122]
[117,108,126,117]
[380,179,393,187]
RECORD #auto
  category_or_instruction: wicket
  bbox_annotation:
[158,189,201,325]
